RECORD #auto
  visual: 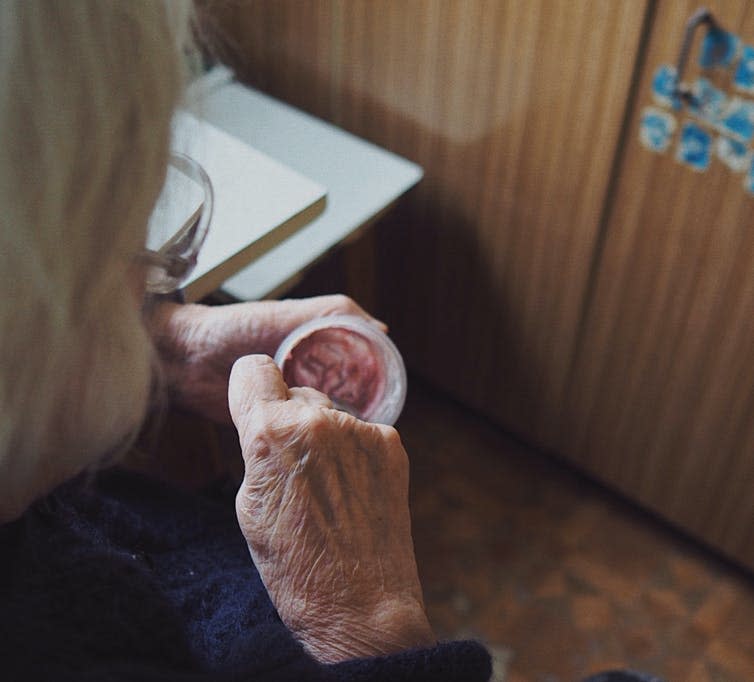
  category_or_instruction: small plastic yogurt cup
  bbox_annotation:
[274,315,407,425]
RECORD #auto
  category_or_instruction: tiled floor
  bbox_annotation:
[399,378,754,682]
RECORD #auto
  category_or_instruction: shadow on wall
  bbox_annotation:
[270,63,550,440]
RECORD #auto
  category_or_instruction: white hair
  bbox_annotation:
[0,1,191,520]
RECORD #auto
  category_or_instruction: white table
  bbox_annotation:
[184,67,423,301]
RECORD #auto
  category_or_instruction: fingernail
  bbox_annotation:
[370,318,389,333]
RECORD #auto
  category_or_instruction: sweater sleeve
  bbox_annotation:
[327,639,492,682]
[14,640,491,682]
[1,472,492,682]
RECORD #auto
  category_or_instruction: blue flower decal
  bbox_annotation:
[734,44,754,93]
[699,28,740,68]
[639,107,676,152]
[676,122,711,171]
[651,65,680,110]
[718,98,754,143]
[716,136,750,172]
[687,78,727,124]
[644,26,754,191]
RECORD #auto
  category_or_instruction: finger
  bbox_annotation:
[287,386,334,409]
[373,423,403,449]
[338,300,388,334]
[372,423,410,491]
[367,317,389,334]
[310,294,389,333]
[229,355,288,426]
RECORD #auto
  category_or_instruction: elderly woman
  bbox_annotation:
[0,3,662,682]
[0,2,490,680]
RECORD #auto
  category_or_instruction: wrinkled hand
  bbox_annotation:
[229,355,435,663]
[148,295,385,423]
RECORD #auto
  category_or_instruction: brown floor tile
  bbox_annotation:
[534,570,569,599]
[687,659,714,682]
[500,601,591,680]
[705,639,754,681]
[654,655,698,681]
[645,588,691,620]
[571,594,613,630]
[562,554,643,606]
[504,672,531,682]
[692,582,740,636]
[668,553,717,593]
[715,583,754,653]
[622,624,661,660]
[398,378,754,682]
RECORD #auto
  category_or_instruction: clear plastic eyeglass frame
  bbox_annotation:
[137,151,214,295]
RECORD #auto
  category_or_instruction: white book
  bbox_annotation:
[160,111,327,301]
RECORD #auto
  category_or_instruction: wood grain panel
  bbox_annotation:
[207,0,649,445]
[201,0,338,118]
[336,1,642,443]
[563,1,754,567]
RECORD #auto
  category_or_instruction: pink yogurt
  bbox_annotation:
[274,315,407,425]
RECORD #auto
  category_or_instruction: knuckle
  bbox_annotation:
[377,423,402,448]
[294,386,330,403]
[237,422,271,462]
[330,293,357,312]
[379,425,409,470]
[237,405,284,456]
[231,353,276,380]
[239,354,277,370]
[235,482,258,525]
[304,408,332,438]
[245,431,272,460]
[234,486,248,518]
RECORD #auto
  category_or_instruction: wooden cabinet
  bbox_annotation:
[207,1,754,569]
[563,0,754,568]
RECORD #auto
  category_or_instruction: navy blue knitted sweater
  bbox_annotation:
[0,469,491,682]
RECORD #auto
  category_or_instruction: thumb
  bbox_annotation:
[228,355,288,428]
